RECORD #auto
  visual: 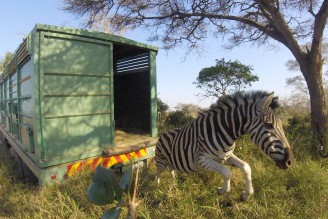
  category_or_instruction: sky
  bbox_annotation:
[0,0,297,109]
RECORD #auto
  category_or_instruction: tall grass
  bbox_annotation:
[0,147,105,218]
[136,134,328,219]
[0,118,328,218]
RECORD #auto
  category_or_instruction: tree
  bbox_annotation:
[193,58,258,98]
[286,76,309,96]
[174,103,203,117]
[165,110,194,129]
[284,76,311,116]
[157,98,169,114]
[284,43,328,114]
[0,52,12,72]
[63,0,328,150]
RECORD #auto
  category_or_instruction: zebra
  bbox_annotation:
[155,91,294,201]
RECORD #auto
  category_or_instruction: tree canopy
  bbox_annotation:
[157,98,169,113]
[63,1,328,53]
[0,52,12,72]
[194,58,258,98]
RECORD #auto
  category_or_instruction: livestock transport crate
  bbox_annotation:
[0,24,158,185]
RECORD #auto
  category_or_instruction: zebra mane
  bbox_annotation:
[212,91,280,111]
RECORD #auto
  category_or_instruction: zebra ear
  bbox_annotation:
[258,92,275,110]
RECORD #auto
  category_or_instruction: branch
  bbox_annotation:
[255,0,306,63]
[308,0,316,16]
[311,0,328,55]
[63,0,320,62]
[127,166,140,219]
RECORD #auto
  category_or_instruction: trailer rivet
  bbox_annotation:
[50,174,57,180]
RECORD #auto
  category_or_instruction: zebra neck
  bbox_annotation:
[213,102,254,141]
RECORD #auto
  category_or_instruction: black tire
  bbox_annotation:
[0,132,4,145]
[0,134,10,151]
[13,152,25,180]
[10,147,38,183]
[22,162,38,184]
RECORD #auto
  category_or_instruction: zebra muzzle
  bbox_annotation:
[275,148,294,170]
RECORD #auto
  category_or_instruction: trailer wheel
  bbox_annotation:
[22,162,38,184]
[13,152,25,180]
[0,134,10,151]
[9,147,37,183]
[0,132,4,145]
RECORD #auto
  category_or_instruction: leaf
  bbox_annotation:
[87,166,123,205]
[119,168,132,191]
[87,182,114,205]
[107,168,123,201]
[93,165,111,183]
[101,207,122,219]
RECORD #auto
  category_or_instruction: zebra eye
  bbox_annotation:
[265,123,274,129]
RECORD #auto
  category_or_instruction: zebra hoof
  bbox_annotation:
[240,192,251,201]
[217,187,227,195]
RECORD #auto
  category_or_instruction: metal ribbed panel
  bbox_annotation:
[16,39,29,67]
[116,53,149,74]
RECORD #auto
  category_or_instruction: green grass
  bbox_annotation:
[0,135,328,219]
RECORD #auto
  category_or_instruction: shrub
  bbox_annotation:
[285,114,317,158]
[165,110,193,128]
[158,110,194,134]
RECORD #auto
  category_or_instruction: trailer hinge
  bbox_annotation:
[41,150,45,160]
[27,126,35,153]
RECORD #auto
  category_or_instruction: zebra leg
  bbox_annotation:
[155,149,168,184]
[156,166,166,185]
[156,166,175,184]
[196,156,232,195]
[171,169,176,179]
[225,154,254,201]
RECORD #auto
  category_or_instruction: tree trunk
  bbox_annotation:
[308,75,328,143]
[301,52,328,156]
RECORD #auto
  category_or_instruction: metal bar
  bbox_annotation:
[43,72,110,78]
[17,113,33,118]
[43,93,111,98]
[43,32,112,46]
[117,62,148,71]
[18,95,32,100]
[117,56,148,66]
[116,67,148,74]
[45,111,112,119]
[18,75,31,84]
[116,53,148,63]
[149,51,158,137]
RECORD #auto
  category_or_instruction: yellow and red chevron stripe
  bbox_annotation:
[67,148,147,176]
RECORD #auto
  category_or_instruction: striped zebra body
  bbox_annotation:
[156,91,294,201]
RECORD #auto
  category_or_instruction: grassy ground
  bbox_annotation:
[0,134,328,218]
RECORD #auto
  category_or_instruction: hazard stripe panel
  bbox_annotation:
[67,148,147,176]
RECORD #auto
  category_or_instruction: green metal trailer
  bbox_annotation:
[0,24,158,185]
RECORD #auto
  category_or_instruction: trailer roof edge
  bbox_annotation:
[34,24,159,53]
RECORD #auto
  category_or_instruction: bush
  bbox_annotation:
[165,110,193,128]
[286,114,311,135]
[158,110,194,134]
[285,114,317,158]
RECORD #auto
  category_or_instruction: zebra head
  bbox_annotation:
[249,92,294,170]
